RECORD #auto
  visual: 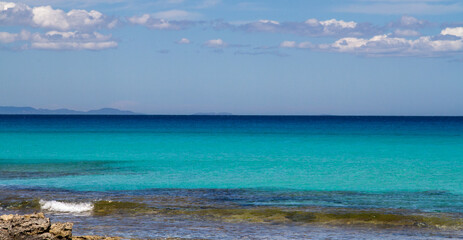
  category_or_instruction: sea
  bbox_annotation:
[1,115,463,239]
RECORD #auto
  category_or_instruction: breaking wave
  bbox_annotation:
[39,200,94,213]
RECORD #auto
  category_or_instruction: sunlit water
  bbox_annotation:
[1,115,463,239]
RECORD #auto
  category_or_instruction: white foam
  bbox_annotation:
[39,200,94,213]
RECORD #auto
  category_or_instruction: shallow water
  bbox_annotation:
[1,187,463,239]
[1,115,463,239]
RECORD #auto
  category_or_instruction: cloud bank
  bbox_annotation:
[280,27,463,57]
[128,13,197,30]
[233,18,380,37]
[1,1,463,57]
[0,1,117,50]
[0,2,117,30]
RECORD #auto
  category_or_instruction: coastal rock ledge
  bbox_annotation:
[0,213,119,240]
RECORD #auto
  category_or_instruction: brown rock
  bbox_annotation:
[0,213,77,240]
[1,213,52,239]
[1,213,122,240]
[50,222,73,239]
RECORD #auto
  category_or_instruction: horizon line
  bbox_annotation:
[1,114,463,117]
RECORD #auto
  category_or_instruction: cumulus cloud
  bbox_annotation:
[30,31,117,50]
[128,13,195,30]
[237,18,379,37]
[0,2,118,50]
[0,29,117,50]
[280,40,312,49]
[389,16,430,29]
[0,1,117,31]
[0,2,32,25]
[441,27,463,38]
[280,27,463,57]
[176,37,190,44]
[204,38,227,48]
[0,30,29,43]
[0,32,16,43]
[393,29,420,37]
[279,40,296,48]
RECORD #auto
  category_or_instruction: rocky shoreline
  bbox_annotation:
[0,213,120,240]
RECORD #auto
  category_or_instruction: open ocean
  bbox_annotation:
[1,115,463,239]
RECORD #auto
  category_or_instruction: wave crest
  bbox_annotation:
[39,200,94,213]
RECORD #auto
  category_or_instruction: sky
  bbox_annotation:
[1,0,463,115]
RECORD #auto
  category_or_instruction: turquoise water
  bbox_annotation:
[2,115,463,239]
[1,116,463,192]
[1,116,463,211]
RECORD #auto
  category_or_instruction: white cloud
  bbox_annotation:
[30,31,117,50]
[0,2,32,25]
[280,40,296,48]
[0,31,17,43]
[324,34,462,57]
[204,38,226,48]
[0,29,29,43]
[177,37,190,44]
[393,29,420,37]
[441,27,463,38]
[277,24,463,57]
[32,6,69,29]
[128,14,150,25]
[238,18,377,37]
[0,1,116,31]
[0,1,14,9]
[389,16,429,29]
[0,29,117,50]
[258,19,280,25]
[319,19,357,29]
[279,40,313,49]
[128,13,195,30]
[398,16,425,27]
[241,19,280,32]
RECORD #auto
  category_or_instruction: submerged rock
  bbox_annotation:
[72,236,120,240]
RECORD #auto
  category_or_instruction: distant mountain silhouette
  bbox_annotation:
[192,112,233,116]
[0,106,137,115]
[86,108,136,115]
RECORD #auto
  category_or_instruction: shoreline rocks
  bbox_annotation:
[0,213,120,240]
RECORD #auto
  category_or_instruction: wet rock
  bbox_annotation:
[72,236,121,240]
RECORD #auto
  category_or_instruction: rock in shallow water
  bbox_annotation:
[50,222,73,239]
[0,213,76,240]
[1,213,191,240]
[72,237,121,240]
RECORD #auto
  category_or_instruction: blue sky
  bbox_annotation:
[1,0,463,115]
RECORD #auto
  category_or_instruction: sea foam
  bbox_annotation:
[39,200,94,213]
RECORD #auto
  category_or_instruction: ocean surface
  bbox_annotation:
[1,115,463,239]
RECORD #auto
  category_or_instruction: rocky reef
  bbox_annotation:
[0,213,119,240]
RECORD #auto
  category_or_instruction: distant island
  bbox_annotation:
[0,106,137,115]
[192,112,233,116]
